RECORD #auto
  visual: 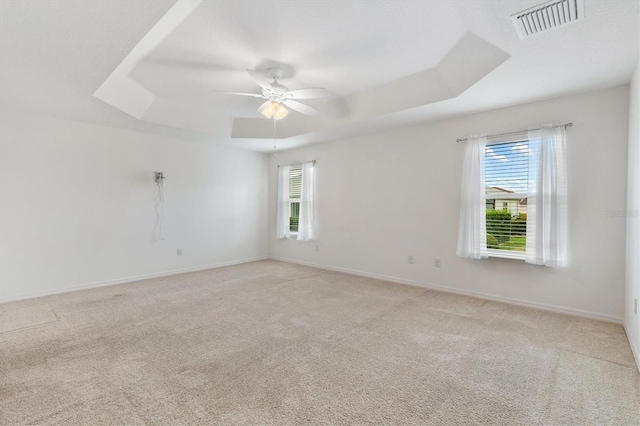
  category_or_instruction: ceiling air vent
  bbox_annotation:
[511,0,584,39]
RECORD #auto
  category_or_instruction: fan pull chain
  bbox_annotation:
[272,117,277,156]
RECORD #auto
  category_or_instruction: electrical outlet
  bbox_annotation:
[408,255,414,264]
[315,245,320,252]
[635,298,638,315]
[434,258,441,268]
[177,248,183,256]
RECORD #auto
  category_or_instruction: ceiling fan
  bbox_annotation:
[212,68,327,120]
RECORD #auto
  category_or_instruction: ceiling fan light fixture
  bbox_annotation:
[261,101,288,120]
[273,103,288,120]
[214,69,324,120]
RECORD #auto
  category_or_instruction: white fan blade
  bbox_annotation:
[283,100,319,116]
[285,88,327,100]
[211,90,263,98]
[246,69,272,90]
[257,101,271,114]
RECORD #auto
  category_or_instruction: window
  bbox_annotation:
[276,161,317,241]
[288,167,302,234]
[484,139,531,258]
[457,124,568,267]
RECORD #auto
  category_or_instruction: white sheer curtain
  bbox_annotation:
[297,161,317,241]
[457,136,488,259]
[526,124,568,267]
[276,165,291,239]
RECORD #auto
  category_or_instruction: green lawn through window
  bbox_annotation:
[496,236,526,251]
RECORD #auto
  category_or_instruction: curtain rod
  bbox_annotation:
[456,122,573,143]
[277,160,316,168]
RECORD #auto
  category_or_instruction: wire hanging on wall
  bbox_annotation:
[154,172,166,241]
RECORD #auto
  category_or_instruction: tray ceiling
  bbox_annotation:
[1,0,638,152]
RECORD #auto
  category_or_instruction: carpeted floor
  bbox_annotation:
[1,260,639,425]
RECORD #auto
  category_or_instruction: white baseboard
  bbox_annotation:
[269,256,624,324]
[0,256,269,304]
[623,323,640,373]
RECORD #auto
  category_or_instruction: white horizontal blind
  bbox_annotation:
[288,167,302,233]
[484,139,530,254]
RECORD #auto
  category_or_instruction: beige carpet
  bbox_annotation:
[1,260,639,425]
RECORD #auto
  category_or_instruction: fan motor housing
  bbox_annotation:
[267,67,284,80]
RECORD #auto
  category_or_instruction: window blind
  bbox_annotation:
[289,167,302,199]
[289,167,302,232]
[484,139,530,253]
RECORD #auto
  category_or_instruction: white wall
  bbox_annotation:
[626,60,640,369]
[0,109,268,302]
[269,85,630,323]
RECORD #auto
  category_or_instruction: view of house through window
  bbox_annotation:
[288,167,302,233]
[485,139,532,253]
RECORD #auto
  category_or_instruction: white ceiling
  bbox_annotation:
[1,0,638,152]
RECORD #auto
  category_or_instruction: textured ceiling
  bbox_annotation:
[1,0,638,152]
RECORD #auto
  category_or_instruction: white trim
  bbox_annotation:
[487,249,526,260]
[0,256,268,304]
[269,256,623,324]
[623,323,640,373]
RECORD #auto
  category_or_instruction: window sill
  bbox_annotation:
[487,249,525,261]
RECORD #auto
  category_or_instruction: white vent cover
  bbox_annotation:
[512,0,585,39]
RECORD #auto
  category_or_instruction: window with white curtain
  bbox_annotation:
[277,161,316,241]
[457,124,568,267]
